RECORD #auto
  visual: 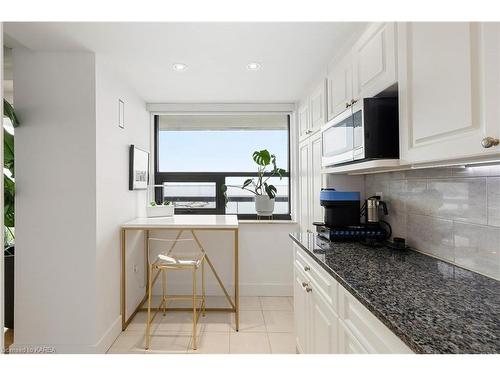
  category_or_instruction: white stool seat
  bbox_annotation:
[156,251,204,267]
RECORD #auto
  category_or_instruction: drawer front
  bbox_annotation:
[294,244,338,312]
[338,285,413,353]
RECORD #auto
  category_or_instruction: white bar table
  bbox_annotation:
[120,215,239,331]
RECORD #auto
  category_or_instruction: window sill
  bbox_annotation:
[238,219,297,224]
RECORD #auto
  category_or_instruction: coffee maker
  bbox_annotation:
[315,189,390,242]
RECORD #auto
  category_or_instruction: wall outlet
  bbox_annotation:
[376,191,384,200]
[133,264,138,273]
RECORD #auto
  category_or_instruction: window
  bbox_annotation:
[154,114,291,219]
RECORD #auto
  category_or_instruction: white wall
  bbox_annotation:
[12,50,149,353]
[94,57,149,351]
[13,49,97,352]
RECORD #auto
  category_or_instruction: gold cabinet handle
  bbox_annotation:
[302,281,309,287]
[481,136,500,148]
[305,286,313,293]
[304,265,310,272]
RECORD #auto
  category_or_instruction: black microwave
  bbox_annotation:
[321,97,399,167]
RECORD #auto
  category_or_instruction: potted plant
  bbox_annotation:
[3,98,19,329]
[222,149,286,216]
[147,199,174,218]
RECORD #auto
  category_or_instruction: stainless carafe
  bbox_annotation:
[365,196,388,224]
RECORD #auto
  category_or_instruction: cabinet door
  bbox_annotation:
[398,22,499,164]
[309,132,323,231]
[298,104,310,142]
[293,262,310,353]
[352,22,397,100]
[310,284,339,353]
[327,53,353,121]
[299,141,310,232]
[338,321,368,354]
[309,80,326,133]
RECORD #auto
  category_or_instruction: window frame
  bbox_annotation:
[153,114,292,220]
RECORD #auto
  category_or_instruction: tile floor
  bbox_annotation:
[107,296,296,354]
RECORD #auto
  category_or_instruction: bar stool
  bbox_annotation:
[145,238,207,350]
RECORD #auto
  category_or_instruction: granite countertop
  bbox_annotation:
[290,232,500,354]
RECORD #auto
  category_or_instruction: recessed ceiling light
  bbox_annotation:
[246,62,261,71]
[173,63,188,72]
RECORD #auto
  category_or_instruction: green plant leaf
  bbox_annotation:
[264,183,277,199]
[242,178,253,188]
[4,174,15,228]
[3,99,19,128]
[221,184,229,206]
[252,149,271,166]
[4,128,14,176]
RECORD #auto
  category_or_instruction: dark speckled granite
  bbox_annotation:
[290,232,500,354]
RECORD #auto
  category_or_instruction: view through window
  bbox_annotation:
[154,114,290,219]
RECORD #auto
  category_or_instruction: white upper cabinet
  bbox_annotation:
[309,79,327,133]
[298,103,310,141]
[298,141,310,232]
[327,23,397,121]
[327,52,353,120]
[352,22,397,100]
[398,22,500,164]
[310,133,323,228]
[299,79,326,142]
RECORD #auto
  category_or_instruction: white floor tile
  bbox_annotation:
[158,311,201,333]
[205,295,232,308]
[238,296,262,311]
[108,330,192,354]
[229,332,271,354]
[231,310,266,332]
[268,333,297,354]
[125,311,163,332]
[145,331,192,353]
[198,311,231,332]
[110,296,295,354]
[260,296,293,311]
[188,332,230,354]
[263,311,294,333]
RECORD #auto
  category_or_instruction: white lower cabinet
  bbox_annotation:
[293,243,413,354]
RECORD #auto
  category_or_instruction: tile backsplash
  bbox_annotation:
[365,165,500,280]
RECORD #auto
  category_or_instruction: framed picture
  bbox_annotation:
[129,145,149,190]
[118,99,125,129]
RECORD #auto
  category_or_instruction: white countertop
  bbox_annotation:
[122,215,239,229]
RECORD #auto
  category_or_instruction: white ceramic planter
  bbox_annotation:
[255,195,275,216]
[146,204,174,218]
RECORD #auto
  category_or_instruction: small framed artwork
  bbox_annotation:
[118,99,125,129]
[129,145,149,190]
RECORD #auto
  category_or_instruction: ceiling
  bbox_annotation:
[4,22,365,103]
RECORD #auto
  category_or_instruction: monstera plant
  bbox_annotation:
[3,98,18,330]
[4,99,18,234]
[221,149,286,216]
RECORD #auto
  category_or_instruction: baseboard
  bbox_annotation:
[239,283,293,296]
[92,315,122,354]
[9,315,122,354]
[151,282,292,297]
